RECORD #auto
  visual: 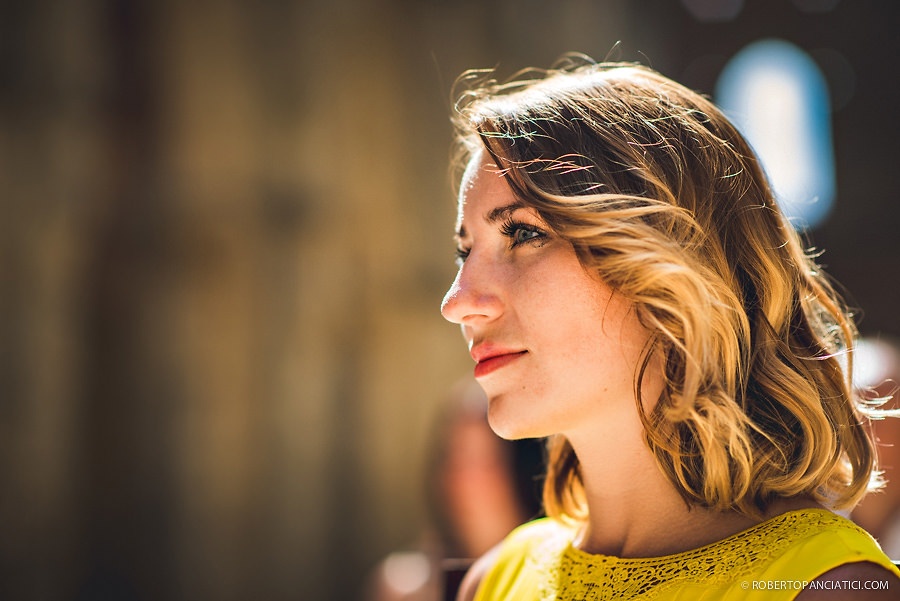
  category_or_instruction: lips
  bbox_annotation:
[470,343,527,378]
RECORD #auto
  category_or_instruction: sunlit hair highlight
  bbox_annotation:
[452,58,885,522]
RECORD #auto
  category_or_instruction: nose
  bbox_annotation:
[440,259,504,326]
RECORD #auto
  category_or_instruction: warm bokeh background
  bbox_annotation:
[2,1,899,600]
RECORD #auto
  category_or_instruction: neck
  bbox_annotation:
[564,427,818,558]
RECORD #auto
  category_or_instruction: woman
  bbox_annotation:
[440,58,900,600]
[367,379,543,601]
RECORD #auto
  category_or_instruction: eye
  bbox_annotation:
[513,227,541,244]
[500,219,547,248]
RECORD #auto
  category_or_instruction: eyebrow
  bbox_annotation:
[486,201,527,224]
[455,201,527,239]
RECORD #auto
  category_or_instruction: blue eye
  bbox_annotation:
[513,227,541,244]
[500,219,547,248]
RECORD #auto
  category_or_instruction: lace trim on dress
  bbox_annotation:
[527,509,861,601]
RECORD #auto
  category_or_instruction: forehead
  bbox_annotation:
[457,150,510,214]
[458,148,486,207]
[455,149,542,240]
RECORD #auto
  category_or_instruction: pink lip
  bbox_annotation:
[470,343,527,378]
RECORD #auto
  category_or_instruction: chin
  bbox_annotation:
[486,399,548,441]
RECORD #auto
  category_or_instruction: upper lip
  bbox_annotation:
[470,342,526,363]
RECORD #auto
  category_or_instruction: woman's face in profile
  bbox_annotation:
[441,151,663,443]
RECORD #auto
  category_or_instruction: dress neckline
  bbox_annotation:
[524,508,873,601]
[563,508,841,564]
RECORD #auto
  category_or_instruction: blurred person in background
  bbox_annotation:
[367,379,543,601]
[852,338,900,558]
[441,57,900,600]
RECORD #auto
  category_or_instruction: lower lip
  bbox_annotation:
[474,351,527,378]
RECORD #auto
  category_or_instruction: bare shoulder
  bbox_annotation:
[794,561,900,600]
[455,544,502,601]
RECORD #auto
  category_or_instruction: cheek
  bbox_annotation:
[551,276,649,384]
[516,276,607,377]
[538,268,621,345]
[516,252,603,318]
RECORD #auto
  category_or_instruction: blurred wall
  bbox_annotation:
[1,1,898,600]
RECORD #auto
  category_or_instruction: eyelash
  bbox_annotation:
[499,219,547,247]
[455,220,548,265]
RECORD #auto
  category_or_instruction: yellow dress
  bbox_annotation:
[473,509,900,600]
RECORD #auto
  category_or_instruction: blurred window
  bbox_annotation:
[716,39,836,230]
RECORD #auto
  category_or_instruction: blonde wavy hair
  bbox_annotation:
[452,58,883,522]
